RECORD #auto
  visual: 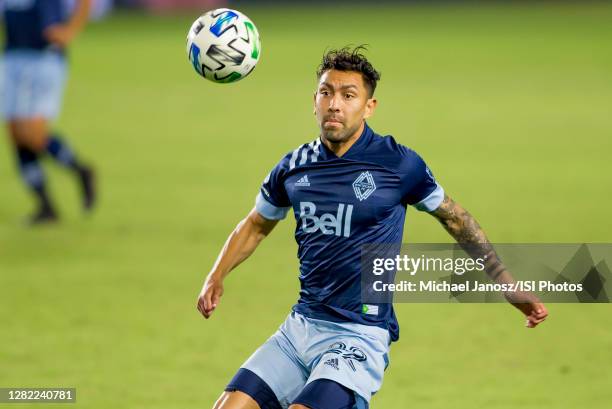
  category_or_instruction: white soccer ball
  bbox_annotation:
[186,8,261,83]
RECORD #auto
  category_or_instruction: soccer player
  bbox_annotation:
[2,0,95,224]
[197,46,548,409]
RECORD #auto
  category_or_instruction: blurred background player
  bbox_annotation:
[2,0,95,224]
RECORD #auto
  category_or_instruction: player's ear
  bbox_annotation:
[364,97,378,119]
[313,91,317,115]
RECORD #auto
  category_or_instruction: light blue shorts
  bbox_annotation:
[240,311,391,408]
[2,50,67,120]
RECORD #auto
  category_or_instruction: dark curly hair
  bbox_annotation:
[316,45,381,97]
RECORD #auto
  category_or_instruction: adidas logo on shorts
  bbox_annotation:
[323,357,339,370]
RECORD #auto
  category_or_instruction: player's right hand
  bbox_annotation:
[44,24,76,48]
[197,277,224,319]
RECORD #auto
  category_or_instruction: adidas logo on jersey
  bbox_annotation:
[299,202,353,237]
[295,175,310,187]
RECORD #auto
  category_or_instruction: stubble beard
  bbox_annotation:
[320,122,361,145]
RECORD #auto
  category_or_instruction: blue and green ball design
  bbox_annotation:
[186,8,261,84]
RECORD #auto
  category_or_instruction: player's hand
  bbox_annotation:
[197,277,224,319]
[44,24,76,48]
[521,302,548,328]
[505,291,548,328]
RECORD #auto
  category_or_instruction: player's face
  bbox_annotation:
[314,70,377,144]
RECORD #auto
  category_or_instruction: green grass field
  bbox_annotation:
[1,3,612,408]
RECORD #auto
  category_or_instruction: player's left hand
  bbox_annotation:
[505,291,549,328]
[523,302,548,328]
[44,24,76,47]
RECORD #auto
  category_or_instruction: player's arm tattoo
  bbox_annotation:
[429,195,507,280]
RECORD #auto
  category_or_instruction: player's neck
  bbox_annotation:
[322,122,365,158]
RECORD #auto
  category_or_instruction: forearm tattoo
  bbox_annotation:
[431,195,505,280]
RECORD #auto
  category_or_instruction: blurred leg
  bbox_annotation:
[4,52,62,222]
[45,131,96,211]
[12,117,96,211]
[8,119,57,224]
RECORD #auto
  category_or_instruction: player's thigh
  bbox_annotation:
[213,390,261,409]
[230,330,308,408]
[304,326,390,406]
[12,117,49,151]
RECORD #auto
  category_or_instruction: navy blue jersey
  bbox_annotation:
[255,123,444,342]
[3,0,67,51]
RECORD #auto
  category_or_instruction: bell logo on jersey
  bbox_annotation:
[299,202,353,237]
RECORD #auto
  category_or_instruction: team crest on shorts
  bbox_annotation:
[352,171,376,201]
[324,342,367,372]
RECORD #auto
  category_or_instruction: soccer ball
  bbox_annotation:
[186,8,261,83]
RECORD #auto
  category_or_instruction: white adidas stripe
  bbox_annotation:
[299,141,313,166]
[290,139,321,170]
[311,139,321,162]
[289,145,301,170]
